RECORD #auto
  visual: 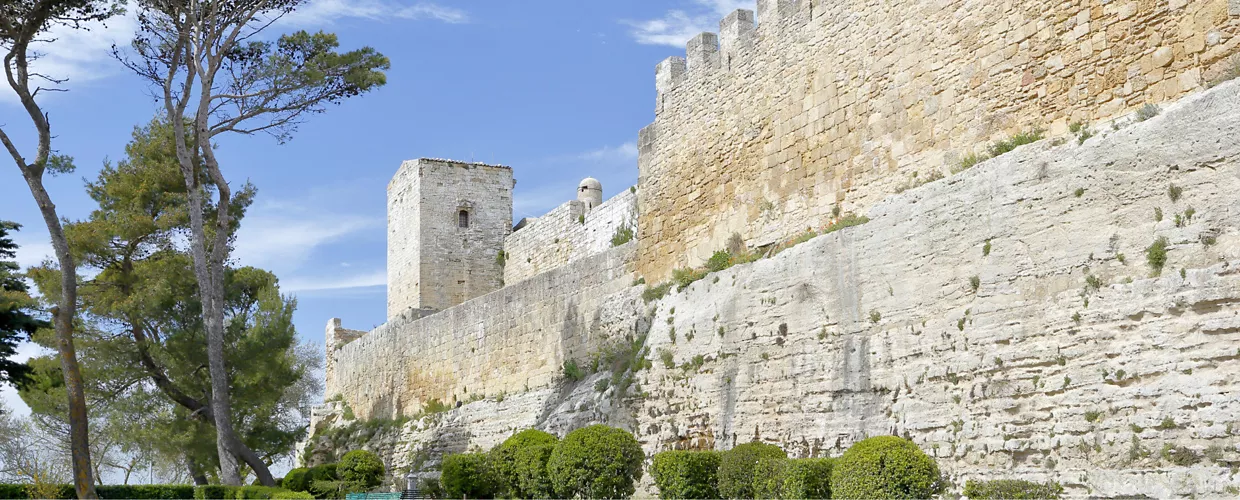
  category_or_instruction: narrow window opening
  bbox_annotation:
[458,210,470,228]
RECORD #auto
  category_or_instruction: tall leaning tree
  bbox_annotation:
[118,0,389,485]
[1,2,117,497]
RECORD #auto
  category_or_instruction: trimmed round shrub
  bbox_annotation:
[547,424,644,499]
[308,463,338,482]
[650,450,723,499]
[489,429,558,498]
[513,443,557,499]
[717,442,786,499]
[963,479,1064,499]
[750,456,788,499]
[778,458,833,499]
[338,449,385,489]
[282,468,311,492]
[831,436,943,499]
[442,452,497,499]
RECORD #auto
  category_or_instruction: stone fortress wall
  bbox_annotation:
[326,243,641,420]
[386,159,514,318]
[637,0,1240,281]
[503,188,638,285]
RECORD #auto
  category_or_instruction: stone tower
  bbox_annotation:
[577,177,603,210]
[387,158,514,319]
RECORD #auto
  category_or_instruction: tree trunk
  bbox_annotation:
[19,174,98,499]
[186,457,208,486]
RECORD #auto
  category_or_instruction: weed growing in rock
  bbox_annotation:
[954,152,986,173]
[1156,417,1178,430]
[563,360,585,381]
[610,225,634,247]
[1168,183,1183,202]
[1085,275,1103,292]
[1136,103,1160,122]
[957,318,966,331]
[659,348,675,369]
[987,128,1045,157]
[642,283,672,302]
[1154,207,1163,222]
[1117,253,1126,264]
[869,310,881,324]
[1145,237,1169,276]
[1063,376,1071,389]
[1074,187,1085,197]
[983,239,992,257]
[969,275,980,293]
[1085,410,1102,423]
[1072,312,1082,324]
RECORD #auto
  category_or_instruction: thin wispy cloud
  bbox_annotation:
[578,142,638,163]
[278,0,469,26]
[282,270,386,293]
[233,213,380,271]
[623,0,755,47]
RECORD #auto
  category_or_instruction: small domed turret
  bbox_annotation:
[578,177,603,210]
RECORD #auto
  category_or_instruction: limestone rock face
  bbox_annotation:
[311,81,1240,498]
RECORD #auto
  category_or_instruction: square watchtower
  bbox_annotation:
[387,158,514,319]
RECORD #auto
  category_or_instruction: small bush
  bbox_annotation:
[869,310,881,324]
[823,213,870,234]
[963,479,1064,499]
[338,450,384,490]
[610,225,634,247]
[983,239,992,256]
[970,275,980,293]
[659,348,675,369]
[778,458,833,499]
[1168,184,1183,203]
[563,359,585,381]
[547,425,643,499]
[513,443,557,499]
[751,456,788,499]
[650,450,723,499]
[193,485,309,499]
[955,152,987,172]
[282,468,311,492]
[1154,207,1163,222]
[717,442,786,499]
[442,452,497,499]
[987,128,1045,157]
[1145,237,1169,276]
[673,267,708,291]
[831,436,943,500]
[1085,410,1102,423]
[308,463,338,483]
[705,250,732,272]
[490,429,559,499]
[1136,103,1160,122]
[1074,187,1085,197]
[642,282,672,303]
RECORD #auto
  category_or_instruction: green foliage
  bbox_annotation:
[659,348,676,369]
[282,468,311,492]
[717,442,786,499]
[611,225,635,247]
[1136,103,1161,122]
[869,310,881,324]
[496,250,507,267]
[969,275,980,293]
[547,425,643,499]
[1085,410,1102,423]
[1074,187,1085,197]
[987,128,1045,157]
[0,221,42,388]
[338,450,384,489]
[1167,184,1183,203]
[650,450,723,499]
[963,479,1064,499]
[706,250,733,272]
[823,213,870,234]
[1145,237,1169,276]
[765,458,833,500]
[442,452,497,499]
[983,239,992,256]
[955,152,986,172]
[191,485,310,499]
[563,359,585,381]
[489,429,558,499]
[1156,417,1178,430]
[831,436,943,500]
[673,267,708,291]
[643,282,673,303]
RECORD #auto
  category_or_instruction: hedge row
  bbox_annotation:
[652,436,937,500]
[0,484,310,499]
[283,450,385,499]
[440,424,642,499]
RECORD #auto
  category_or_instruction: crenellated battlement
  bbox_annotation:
[636,0,1240,282]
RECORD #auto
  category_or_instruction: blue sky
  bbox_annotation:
[1,0,758,420]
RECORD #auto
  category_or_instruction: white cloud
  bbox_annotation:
[0,11,138,103]
[578,142,638,163]
[623,0,756,47]
[282,270,386,292]
[279,0,469,26]
[12,238,54,271]
[232,213,380,272]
